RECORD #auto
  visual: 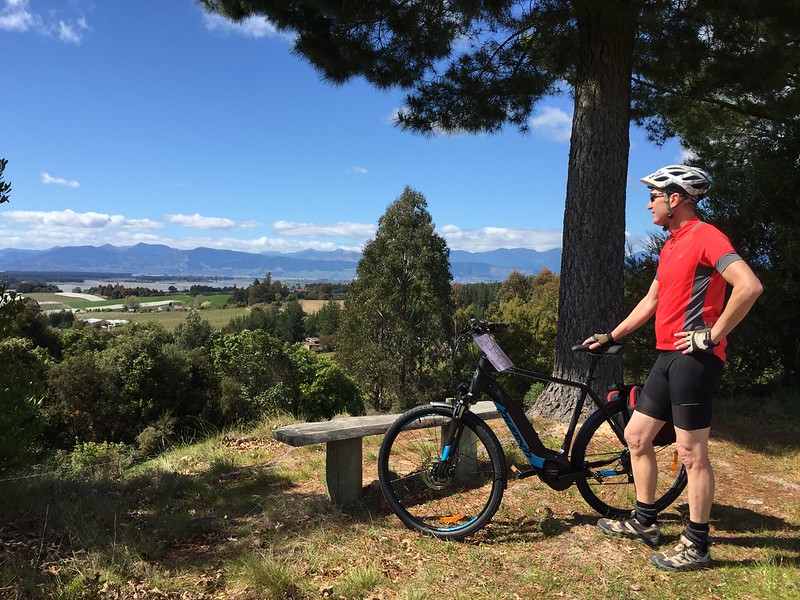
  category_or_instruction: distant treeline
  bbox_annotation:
[14,281,62,294]
[226,276,350,307]
[85,284,171,299]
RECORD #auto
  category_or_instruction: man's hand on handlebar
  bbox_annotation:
[583,332,615,350]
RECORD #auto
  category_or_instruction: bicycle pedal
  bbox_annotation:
[510,464,537,479]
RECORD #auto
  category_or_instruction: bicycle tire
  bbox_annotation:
[572,397,687,517]
[377,404,507,540]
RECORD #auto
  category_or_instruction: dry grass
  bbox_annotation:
[1,402,797,599]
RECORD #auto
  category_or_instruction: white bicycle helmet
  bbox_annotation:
[640,164,712,199]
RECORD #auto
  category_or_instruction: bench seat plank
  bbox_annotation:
[272,401,500,447]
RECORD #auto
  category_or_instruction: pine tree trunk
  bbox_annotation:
[531,1,638,421]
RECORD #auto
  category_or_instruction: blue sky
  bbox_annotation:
[2,0,687,255]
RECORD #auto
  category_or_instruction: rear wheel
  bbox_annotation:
[573,397,687,517]
[378,404,507,540]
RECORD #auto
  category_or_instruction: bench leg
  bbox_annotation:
[325,437,362,507]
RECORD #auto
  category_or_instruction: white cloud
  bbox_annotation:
[680,147,697,163]
[2,209,162,230]
[165,213,261,230]
[0,209,568,256]
[41,172,80,187]
[530,106,572,143]
[58,17,88,45]
[348,166,369,175]
[0,0,37,31]
[273,220,376,239]
[1,0,89,43]
[202,12,289,40]
[173,235,361,254]
[438,225,562,252]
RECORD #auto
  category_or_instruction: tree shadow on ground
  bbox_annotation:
[712,393,800,454]
[4,445,798,596]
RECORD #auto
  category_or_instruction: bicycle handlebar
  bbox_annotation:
[470,319,509,334]
[571,343,623,355]
[462,319,622,356]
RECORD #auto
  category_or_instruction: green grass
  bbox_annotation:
[73,306,248,331]
[30,293,330,332]
[0,401,797,599]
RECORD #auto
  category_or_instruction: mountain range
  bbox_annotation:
[0,243,562,283]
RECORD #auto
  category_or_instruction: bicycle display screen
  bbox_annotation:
[473,333,515,372]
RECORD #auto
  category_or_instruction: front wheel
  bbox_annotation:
[572,397,687,517]
[377,404,507,540]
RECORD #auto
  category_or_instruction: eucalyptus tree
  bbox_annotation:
[337,187,454,411]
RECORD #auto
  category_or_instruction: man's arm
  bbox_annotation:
[708,260,763,344]
[674,259,763,353]
[611,278,660,340]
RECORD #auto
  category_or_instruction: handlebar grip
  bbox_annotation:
[468,319,509,334]
[572,343,623,355]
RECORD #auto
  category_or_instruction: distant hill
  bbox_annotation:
[0,243,562,282]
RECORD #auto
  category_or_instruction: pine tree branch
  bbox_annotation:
[632,76,795,126]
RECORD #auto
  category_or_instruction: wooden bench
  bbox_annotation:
[272,401,501,507]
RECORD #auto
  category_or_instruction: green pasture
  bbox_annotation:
[23,292,241,331]
[79,307,249,330]
[26,292,230,310]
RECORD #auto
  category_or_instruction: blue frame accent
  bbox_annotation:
[494,403,545,468]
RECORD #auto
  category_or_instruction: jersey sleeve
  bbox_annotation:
[701,226,740,273]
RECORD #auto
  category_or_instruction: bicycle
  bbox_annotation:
[377,319,687,539]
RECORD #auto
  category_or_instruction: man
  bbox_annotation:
[586,165,763,571]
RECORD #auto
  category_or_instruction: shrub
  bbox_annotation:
[68,441,135,480]
[0,337,48,473]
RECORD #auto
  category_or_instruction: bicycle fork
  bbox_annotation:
[434,401,469,479]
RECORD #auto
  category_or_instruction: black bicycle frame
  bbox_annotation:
[462,352,624,472]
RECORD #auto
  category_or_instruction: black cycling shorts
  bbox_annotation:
[636,351,724,431]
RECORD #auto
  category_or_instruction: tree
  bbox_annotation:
[0,161,22,338]
[224,305,278,335]
[285,345,365,419]
[174,310,216,350]
[211,329,297,422]
[275,299,306,343]
[6,298,62,357]
[336,187,454,411]
[0,337,48,472]
[46,322,221,445]
[308,300,342,337]
[487,270,559,399]
[452,282,502,325]
[0,287,24,340]
[0,158,11,204]
[123,295,140,312]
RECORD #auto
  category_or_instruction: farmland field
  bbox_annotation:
[23,293,337,331]
[77,307,250,331]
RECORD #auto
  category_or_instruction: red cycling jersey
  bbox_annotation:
[655,217,741,361]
